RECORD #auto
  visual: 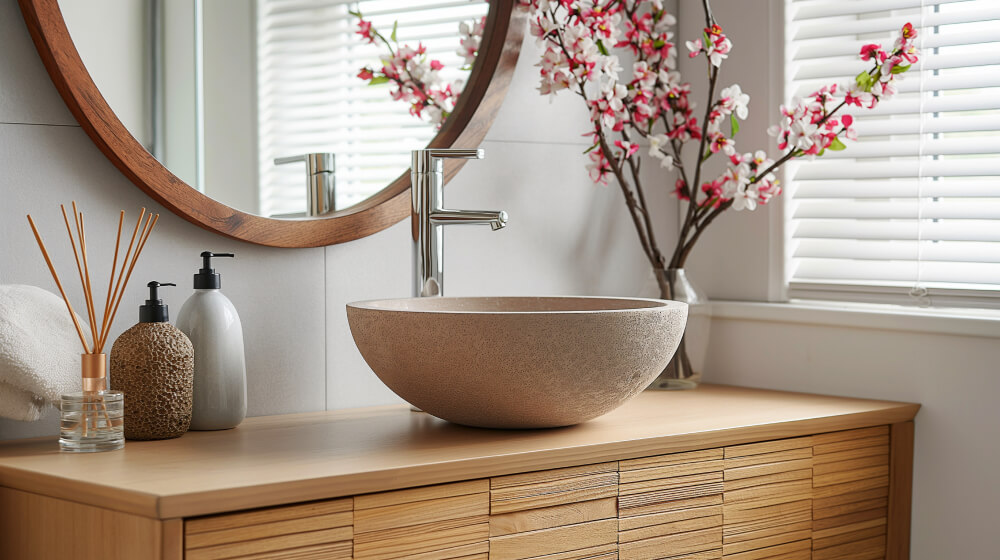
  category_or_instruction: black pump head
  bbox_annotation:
[140,281,176,323]
[194,251,235,289]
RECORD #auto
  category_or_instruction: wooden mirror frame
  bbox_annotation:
[19,0,525,247]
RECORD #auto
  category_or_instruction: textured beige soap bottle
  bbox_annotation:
[110,281,194,440]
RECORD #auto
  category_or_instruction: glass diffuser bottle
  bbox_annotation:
[60,353,124,452]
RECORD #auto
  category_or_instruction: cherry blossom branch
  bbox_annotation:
[671,61,718,269]
[597,134,657,265]
[517,1,918,276]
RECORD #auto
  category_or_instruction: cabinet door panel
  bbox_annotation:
[723,436,813,558]
[620,448,723,560]
[184,497,352,560]
[355,480,490,560]
[812,426,890,560]
[490,463,618,560]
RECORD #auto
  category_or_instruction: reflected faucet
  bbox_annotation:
[273,152,335,216]
[412,148,507,297]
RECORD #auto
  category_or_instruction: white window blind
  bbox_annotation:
[785,0,1000,308]
[256,0,487,217]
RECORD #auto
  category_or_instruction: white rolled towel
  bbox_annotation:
[0,284,91,421]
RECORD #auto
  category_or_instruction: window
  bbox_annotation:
[784,0,1000,308]
[256,0,487,216]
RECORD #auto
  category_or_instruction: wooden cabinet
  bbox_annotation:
[165,425,907,560]
[0,386,918,560]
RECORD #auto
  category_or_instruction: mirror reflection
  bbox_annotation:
[59,0,490,217]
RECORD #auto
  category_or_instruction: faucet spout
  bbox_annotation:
[430,210,508,231]
[411,148,506,297]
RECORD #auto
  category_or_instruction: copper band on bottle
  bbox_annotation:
[82,377,106,392]
[81,353,106,392]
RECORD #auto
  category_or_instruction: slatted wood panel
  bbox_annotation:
[490,462,619,560]
[723,437,813,558]
[184,498,352,560]
[354,479,490,560]
[619,449,724,560]
[812,426,891,560]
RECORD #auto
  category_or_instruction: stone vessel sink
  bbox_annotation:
[346,296,687,429]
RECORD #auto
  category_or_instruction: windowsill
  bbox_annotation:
[710,299,1000,339]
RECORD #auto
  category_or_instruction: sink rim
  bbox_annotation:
[347,295,684,315]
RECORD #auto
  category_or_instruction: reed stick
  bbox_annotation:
[98,209,146,349]
[101,213,157,350]
[26,215,90,352]
[74,204,100,351]
[98,212,125,353]
[58,206,93,353]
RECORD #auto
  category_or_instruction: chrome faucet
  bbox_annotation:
[412,148,507,297]
[273,152,336,216]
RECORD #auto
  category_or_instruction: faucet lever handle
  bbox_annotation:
[412,148,484,173]
[273,153,335,174]
[426,148,484,160]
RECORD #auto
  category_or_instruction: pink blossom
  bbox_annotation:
[674,179,689,201]
[844,85,876,109]
[859,44,886,62]
[356,19,375,43]
[587,149,612,184]
[709,133,735,156]
[615,140,639,159]
[703,24,732,67]
[685,39,702,58]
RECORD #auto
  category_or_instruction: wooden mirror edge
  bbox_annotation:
[18,0,526,248]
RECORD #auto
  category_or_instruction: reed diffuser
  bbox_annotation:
[26,203,158,452]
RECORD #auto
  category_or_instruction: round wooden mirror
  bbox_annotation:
[18,0,524,247]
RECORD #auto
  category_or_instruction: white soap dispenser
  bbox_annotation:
[176,251,247,430]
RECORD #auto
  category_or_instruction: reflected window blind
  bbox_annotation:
[785,0,1000,307]
[256,0,487,216]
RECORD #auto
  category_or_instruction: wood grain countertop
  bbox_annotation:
[0,384,919,520]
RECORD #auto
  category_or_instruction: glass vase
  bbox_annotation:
[59,353,125,452]
[647,268,711,390]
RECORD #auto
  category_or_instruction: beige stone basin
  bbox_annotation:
[346,296,687,429]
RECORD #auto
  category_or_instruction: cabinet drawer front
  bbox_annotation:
[184,498,352,560]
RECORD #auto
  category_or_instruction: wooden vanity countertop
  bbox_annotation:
[0,384,919,520]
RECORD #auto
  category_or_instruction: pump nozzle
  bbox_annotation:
[140,281,176,323]
[195,252,235,289]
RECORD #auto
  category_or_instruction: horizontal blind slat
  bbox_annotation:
[793,179,1000,198]
[792,199,1000,220]
[793,6,1000,41]
[819,137,1000,159]
[792,219,1000,242]
[791,160,1000,181]
[792,258,1000,285]
[793,239,1000,263]
[791,0,967,21]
